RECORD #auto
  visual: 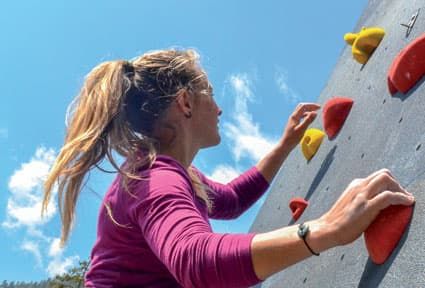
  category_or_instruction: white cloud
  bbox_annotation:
[27,226,50,241]
[21,240,42,267]
[224,73,278,162]
[48,237,63,257]
[4,201,55,228]
[224,117,276,162]
[207,165,240,184]
[3,146,80,277]
[46,237,80,277]
[229,74,254,115]
[3,147,57,229]
[0,128,8,139]
[47,254,80,278]
[275,67,300,104]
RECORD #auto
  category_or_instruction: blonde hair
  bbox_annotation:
[42,49,212,247]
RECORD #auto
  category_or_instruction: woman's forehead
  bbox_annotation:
[195,76,213,90]
[190,67,213,91]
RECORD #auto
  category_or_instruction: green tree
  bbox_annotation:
[48,260,89,288]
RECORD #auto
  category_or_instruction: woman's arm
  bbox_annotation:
[255,141,291,184]
[251,169,415,280]
[251,219,333,280]
[193,166,269,219]
[131,169,262,287]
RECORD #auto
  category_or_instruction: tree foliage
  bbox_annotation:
[1,260,89,288]
[49,260,89,288]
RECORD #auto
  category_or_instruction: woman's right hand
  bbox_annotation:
[251,169,415,281]
[319,169,415,247]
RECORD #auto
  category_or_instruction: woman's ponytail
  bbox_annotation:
[42,60,132,247]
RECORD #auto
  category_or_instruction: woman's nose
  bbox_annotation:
[218,107,223,116]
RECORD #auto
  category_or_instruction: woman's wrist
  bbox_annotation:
[304,219,339,253]
[277,137,294,152]
[250,218,338,280]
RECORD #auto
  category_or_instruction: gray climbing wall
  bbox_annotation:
[250,0,425,287]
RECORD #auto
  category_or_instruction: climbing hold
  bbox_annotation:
[301,128,325,161]
[289,198,308,221]
[322,97,354,140]
[364,205,414,264]
[344,27,385,64]
[387,33,425,95]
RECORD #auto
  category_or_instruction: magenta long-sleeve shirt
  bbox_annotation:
[85,155,269,287]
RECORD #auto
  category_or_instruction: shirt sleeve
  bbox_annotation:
[129,169,262,288]
[193,166,269,220]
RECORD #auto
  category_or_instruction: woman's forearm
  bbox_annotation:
[255,141,292,184]
[251,219,336,280]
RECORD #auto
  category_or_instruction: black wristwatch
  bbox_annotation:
[297,223,320,256]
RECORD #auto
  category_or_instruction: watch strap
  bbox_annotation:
[298,223,320,256]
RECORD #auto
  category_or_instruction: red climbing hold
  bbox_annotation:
[364,204,414,264]
[388,33,425,95]
[289,197,308,221]
[322,97,354,140]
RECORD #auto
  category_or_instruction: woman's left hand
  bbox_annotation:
[280,103,321,150]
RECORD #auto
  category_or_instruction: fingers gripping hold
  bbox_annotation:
[292,103,321,122]
[365,169,411,200]
[369,191,415,211]
[365,172,395,199]
[364,169,393,183]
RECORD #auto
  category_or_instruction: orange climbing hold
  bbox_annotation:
[344,27,385,64]
[364,205,414,264]
[322,97,354,140]
[289,198,308,221]
[301,128,325,161]
[387,33,425,95]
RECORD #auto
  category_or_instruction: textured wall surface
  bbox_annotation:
[250,0,425,287]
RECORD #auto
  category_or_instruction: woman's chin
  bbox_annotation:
[214,133,221,145]
[215,135,221,145]
[202,135,221,149]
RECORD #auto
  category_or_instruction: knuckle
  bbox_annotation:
[377,173,391,183]
[352,194,368,212]
[351,178,364,187]
[356,192,368,203]
[379,169,392,178]
[379,190,393,204]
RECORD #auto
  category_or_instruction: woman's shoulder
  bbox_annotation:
[133,155,194,195]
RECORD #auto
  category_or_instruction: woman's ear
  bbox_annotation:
[175,89,193,118]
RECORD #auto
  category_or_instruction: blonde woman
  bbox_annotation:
[43,49,415,287]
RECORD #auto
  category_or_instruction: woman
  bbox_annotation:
[42,49,415,287]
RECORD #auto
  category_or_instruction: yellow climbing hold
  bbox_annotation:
[344,27,385,64]
[301,128,325,161]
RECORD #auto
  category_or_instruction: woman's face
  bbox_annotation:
[192,80,222,149]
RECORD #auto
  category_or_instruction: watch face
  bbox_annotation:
[297,223,320,256]
[298,223,309,237]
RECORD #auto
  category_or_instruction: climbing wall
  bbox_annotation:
[250,0,425,287]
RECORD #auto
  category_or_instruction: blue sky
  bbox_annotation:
[1,0,368,281]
